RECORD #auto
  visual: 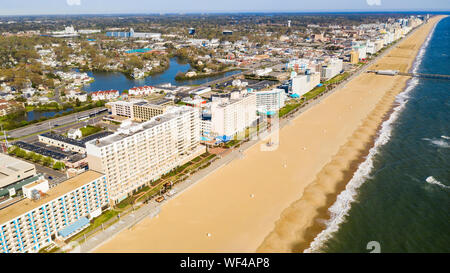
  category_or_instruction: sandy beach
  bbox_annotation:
[95,15,444,253]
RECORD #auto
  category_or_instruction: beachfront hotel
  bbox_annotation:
[0,171,109,253]
[85,106,205,204]
[108,99,172,121]
[206,91,258,140]
[254,88,286,115]
[291,72,321,97]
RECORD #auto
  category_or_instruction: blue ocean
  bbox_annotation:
[307,16,450,253]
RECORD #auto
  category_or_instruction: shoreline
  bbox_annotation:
[94,16,445,253]
[257,15,446,253]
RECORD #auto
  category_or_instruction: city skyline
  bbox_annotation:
[0,0,449,16]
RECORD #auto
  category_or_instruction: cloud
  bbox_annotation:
[66,0,81,6]
[366,0,381,6]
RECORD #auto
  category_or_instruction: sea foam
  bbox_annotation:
[425,176,450,189]
[423,138,450,148]
[304,23,438,253]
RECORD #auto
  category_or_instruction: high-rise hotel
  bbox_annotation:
[0,171,109,253]
[86,106,205,204]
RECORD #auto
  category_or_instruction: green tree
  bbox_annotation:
[16,148,27,158]
[25,151,35,160]
[32,153,43,163]
[43,156,54,167]
[53,161,65,170]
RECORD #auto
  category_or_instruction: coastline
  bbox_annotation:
[94,16,445,253]
[258,15,446,253]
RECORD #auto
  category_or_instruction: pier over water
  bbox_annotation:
[367,70,450,80]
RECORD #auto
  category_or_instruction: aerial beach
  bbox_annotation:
[89,15,446,253]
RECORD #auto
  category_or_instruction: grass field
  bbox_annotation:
[80,125,102,137]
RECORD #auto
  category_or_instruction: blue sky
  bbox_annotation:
[0,0,449,16]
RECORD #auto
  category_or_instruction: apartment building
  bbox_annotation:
[133,101,169,121]
[109,99,172,121]
[320,58,343,80]
[0,171,109,253]
[254,88,286,115]
[86,106,205,204]
[291,72,321,97]
[109,100,139,119]
[208,92,258,139]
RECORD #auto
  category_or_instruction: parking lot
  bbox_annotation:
[13,141,68,160]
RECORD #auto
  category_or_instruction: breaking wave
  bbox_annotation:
[304,22,437,253]
[422,138,450,148]
[425,176,450,189]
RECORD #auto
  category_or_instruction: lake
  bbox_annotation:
[81,57,241,93]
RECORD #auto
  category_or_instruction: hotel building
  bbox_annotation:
[320,58,343,81]
[0,171,109,253]
[207,91,258,140]
[86,106,205,204]
[108,99,172,121]
[291,72,321,97]
[254,88,286,115]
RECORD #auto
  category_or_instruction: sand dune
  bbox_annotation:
[95,15,445,253]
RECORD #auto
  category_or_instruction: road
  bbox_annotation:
[6,108,108,139]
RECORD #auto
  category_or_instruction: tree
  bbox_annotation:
[43,156,54,167]
[53,161,65,170]
[16,149,27,158]
[25,151,35,160]
[32,153,43,163]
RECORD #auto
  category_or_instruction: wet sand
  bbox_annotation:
[95,16,444,253]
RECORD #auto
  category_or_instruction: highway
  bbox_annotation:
[6,107,108,139]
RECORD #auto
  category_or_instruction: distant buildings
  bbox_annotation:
[0,171,109,253]
[128,86,155,96]
[321,58,343,80]
[50,25,78,38]
[91,90,119,101]
[106,28,161,39]
[86,106,205,204]
[350,51,359,64]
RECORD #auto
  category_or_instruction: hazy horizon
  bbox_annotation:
[0,0,448,16]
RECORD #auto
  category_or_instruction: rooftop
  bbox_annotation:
[87,106,193,148]
[0,170,104,224]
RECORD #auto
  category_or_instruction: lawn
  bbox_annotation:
[325,72,350,85]
[68,209,119,242]
[303,86,327,100]
[80,125,102,137]
[279,102,303,118]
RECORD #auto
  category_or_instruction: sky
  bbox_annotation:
[0,0,449,16]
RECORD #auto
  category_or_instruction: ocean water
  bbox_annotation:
[307,17,450,253]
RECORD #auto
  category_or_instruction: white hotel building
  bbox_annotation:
[207,91,258,140]
[292,72,321,97]
[254,88,286,115]
[0,171,109,253]
[86,106,205,204]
